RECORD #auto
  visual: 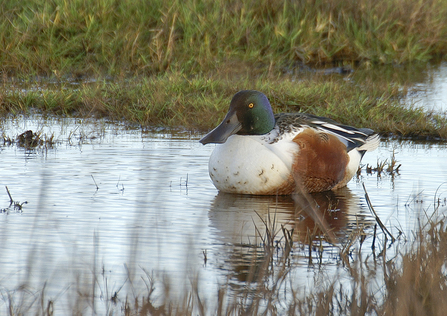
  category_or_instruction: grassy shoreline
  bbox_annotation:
[2,0,447,140]
[2,70,447,140]
[1,0,447,77]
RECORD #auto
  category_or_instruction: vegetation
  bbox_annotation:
[1,0,447,139]
[4,195,447,315]
[1,0,447,76]
[2,1,447,314]
[2,72,447,139]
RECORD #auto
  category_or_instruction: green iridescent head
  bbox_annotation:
[200,90,275,144]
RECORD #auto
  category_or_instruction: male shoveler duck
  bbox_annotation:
[200,90,379,195]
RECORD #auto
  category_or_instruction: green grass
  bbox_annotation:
[1,0,447,77]
[2,72,447,140]
[1,0,447,140]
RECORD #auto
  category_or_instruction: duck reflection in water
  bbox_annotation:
[208,187,372,283]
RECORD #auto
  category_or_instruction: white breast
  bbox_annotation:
[207,135,299,194]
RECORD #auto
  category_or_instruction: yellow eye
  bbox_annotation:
[248,103,254,109]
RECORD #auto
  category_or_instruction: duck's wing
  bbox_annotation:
[274,113,379,154]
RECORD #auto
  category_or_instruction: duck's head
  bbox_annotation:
[200,90,275,145]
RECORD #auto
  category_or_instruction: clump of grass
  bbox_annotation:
[377,218,447,315]
[2,129,57,150]
[17,130,43,148]
[364,150,402,177]
[122,193,447,315]
[1,0,447,77]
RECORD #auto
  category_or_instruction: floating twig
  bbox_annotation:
[371,224,377,251]
[5,186,13,205]
[202,249,207,266]
[116,176,124,192]
[116,176,121,188]
[433,182,447,214]
[91,175,99,190]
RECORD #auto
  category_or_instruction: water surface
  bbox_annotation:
[1,115,446,313]
[1,64,447,313]
[403,62,447,113]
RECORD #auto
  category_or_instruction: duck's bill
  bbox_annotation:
[199,110,242,145]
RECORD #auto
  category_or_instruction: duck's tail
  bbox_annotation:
[356,133,380,155]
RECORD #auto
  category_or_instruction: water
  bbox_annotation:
[1,68,447,313]
[404,61,447,114]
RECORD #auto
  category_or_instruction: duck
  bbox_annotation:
[200,90,379,195]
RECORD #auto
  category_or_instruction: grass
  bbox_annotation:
[1,0,447,140]
[1,71,447,140]
[1,186,27,213]
[124,192,447,315]
[1,0,447,77]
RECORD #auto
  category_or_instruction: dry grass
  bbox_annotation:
[116,192,447,316]
[2,187,446,315]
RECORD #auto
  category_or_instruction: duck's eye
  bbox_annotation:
[248,103,254,109]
